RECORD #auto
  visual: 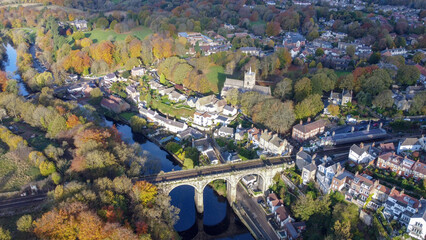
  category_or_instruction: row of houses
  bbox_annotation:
[139,108,188,133]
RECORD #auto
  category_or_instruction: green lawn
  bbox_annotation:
[206,65,226,92]
[335,70,351,78]
[249,20,266,27]
[151,100,195,119]
[119,112,136,121]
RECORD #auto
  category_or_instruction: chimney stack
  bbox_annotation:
[367,124,370,131]
[379,122,383,129]
[360,142,364,149]
[300,120,303,125]
[351,126,355,132]
[299,147,303,152]
[372,142,375,147]
[307,117,311,123]
[332,131,335,136]
[312,153,317,160]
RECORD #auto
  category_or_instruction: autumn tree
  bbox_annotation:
[80,38,93,48]
[132,181,157,205]
[327,105,340,116]
[17,215,33,232]
[63,50,91,74]
[266,21,281,36]
[0,227,11,240]
[90,41,115,65]
[372,90,393,109]
[0,71,8,92]
[129,39,142,58]
[273,78,293,100]
[66,114,82,129]
[294,94,324,119]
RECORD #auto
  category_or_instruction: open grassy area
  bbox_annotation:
[119,112,136,121]
[335,70,352,78]
[151,100,195,119]
[249,20,266,27]
[206,65,226,92]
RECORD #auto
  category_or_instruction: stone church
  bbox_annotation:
[221,68,271,97]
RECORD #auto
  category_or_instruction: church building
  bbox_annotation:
[221,68,271,96]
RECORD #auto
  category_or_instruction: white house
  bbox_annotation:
[407,200,426,240]
[193,112,214,127]
[213,115,230,125]
[148,80,164,90]
[186,97,197,108]
[383,188,419,226]
[398,138,422,154]
[154,115,188,133]
[158,87,174,96]
[222,105,238,116]
[242,175,257,186]
[139,108,157,121]
[104,73,117,84]
[67,83,85,93]
[131,67,146,77]
[267,193,283,213]
[126,85,140,103]
[348,143,377,164]
[215,126,234,138]
[168,91,187,103]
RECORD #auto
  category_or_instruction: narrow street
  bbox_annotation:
[236,183,280,240]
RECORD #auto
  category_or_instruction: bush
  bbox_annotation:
[130,116,147,133]
[165,142,181,154]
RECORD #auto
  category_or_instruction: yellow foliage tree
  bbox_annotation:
[132,181,157,205]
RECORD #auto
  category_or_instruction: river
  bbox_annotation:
[3,43,253,240]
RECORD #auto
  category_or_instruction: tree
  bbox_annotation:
[0,71,8,92]
[346,45,356,58]
[66,114,82,129]
[80,38,93,48]
[292,194,330,221]
[294,77,312,102]
[96,17,109,29]
[294,94,324,119]
[0,227,11,240]
[413,52,424,64]
[333,220,352,240]
[328,105,340,116]
[17,215,33,232]
[339,74,354,90]
[372,90,393,109]
[183,158,194,169]
[273,78,292,100]
[132,181,157,205]
[51,172,61,185]
[409,91,426,115]
[266,21,281,36]
[72,31,84,41]
[368,52,381,64]
[276,48,292,69]
[396,65,420,86]
[315,48,324,57]
[130,116,146,133]
[63,50,91,74]
[39,160,56,176]
[311,72,335,95]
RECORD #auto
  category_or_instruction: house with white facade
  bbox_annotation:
[407,200,426,240]
[167,91,187,103]
[383,188,420,225]
[193,112,214,127]
[222,105,238,116]
[348,143,377,164]
[267,193,283,213]
[259,130,292,155]
[398,138,422,154]
[215,126,234,138]
[126,85,140,103]
[131,67,146,77]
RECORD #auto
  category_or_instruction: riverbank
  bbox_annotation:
[103,110,185,166]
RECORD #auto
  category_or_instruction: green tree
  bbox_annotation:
[346,45,356,58]
[292,194,331,221]
[294,94,324,119]
[368,52,381,64]
[47,115,67,137]
[17,215,33,232]
[333,220,352,240]
[372,90,393,109]
[51,172,61,185]
[396,65,420,86]
[294,77,312,102]
[311,72,335,95]
[328,104,340,116]
[315,48,324,56]
[96,17,109,29]
[409,91,426,115]
[339,74,354,90]
[413,52,424,64]
[183,158,194,169]
[160,73,167,85]
[72,31,85,41]
[130,116,147,133]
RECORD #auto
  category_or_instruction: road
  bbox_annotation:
[236,184,279,240]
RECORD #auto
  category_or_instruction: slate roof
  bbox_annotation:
[224,78,244,88]
[293,119,327,134]
[303,163,317,172]
[218,126,234,135]
[401,138,420,146]
[275,206,289,221]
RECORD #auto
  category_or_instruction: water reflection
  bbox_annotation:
[3,44,29,97]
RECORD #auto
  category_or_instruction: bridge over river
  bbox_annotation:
[138,157,294,213]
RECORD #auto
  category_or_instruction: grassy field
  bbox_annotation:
[119,112,136,121]
[151,100,195,119]
[0,153,41,193]
[206,65,226,92]
[335,70,352,78]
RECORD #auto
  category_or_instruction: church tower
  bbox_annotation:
[244,67,256,89]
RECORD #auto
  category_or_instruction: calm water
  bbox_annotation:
[3,44,29,96]
[4,42,253,240]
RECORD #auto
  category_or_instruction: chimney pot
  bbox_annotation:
[332,131,335,136]
[300,120,303,125]
[360,142,364,149]
[307,117,311,123]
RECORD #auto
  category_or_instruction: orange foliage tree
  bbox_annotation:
[74,128,111,148]
[132,181,157,205]
[151,34,173,60]
[66,114,81,129]
[0,71,8,92]
[33,202,139,240]
[128,39,142,58]
[63,50,91,74]
[90,41,115,65]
